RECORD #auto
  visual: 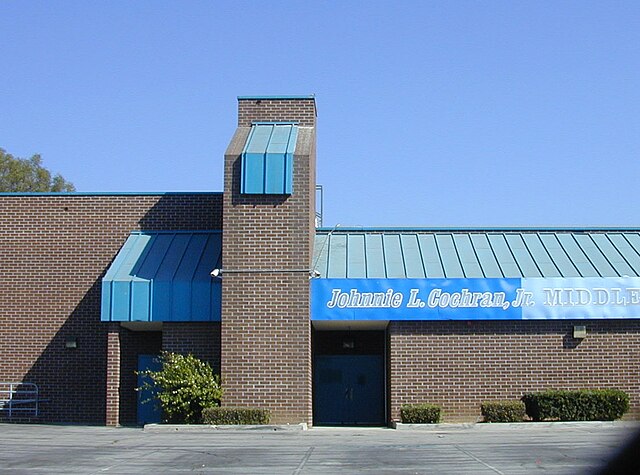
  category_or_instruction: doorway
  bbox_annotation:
[313,330,387,426]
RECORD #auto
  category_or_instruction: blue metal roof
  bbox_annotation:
[101,231,221,322]
[313,229,640,279]
[241,123,297,194]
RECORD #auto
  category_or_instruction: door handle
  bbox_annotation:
[344,387,354,401]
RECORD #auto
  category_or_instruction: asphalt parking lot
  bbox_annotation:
[0,422,638,474]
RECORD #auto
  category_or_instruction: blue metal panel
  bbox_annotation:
[130,281,151,322]
[539,233,580,277]
[453,234,484,278]
[400,234,426,278]
[327,234,347,278]
[313,230,640,280]
[241,123,296,195]
[488,234,522,277]
[505,234,541,277]
[591,234,636,277]
[383,234,406,278]
[469,234,503,278]
[172,234,208,321]
[556,234,598,276]
[347,234,366,278]
[521,234,561,277]
[436,234,464,278]
[417,235,444,278]
[313,234,330,278]
[365,234,386,278]
[608,234,640,276]
[574,234,617,277]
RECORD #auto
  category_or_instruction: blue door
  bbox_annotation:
[314,355,385,425]
[137,355,162,425]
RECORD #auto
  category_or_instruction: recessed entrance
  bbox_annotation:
[312,329,387,426]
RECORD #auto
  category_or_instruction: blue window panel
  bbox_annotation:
[365,234,386,278]
[574,234,618,277]
[590,234,636,277]
[539,234,580,277]
[400,234,425,278]
[609,234,640,276]
[327,234,347,278]
[417,235,444,278]
[556,234,598,277]
[347,234,367,279]
[505,234,541,277]
[383,234,406,278]
[436,234,464,278]
[487,234,522,277]
[522,234,561,277]
[454,234,484,278]
[469,234,503,278]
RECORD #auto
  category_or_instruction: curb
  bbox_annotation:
[144,422,308,433]
[392,421,640,431]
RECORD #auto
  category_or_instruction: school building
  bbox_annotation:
[1,96,638,426]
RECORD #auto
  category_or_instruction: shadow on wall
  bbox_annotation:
[5,194,221,424]
[19,279,109,424]
[138,193,223,231]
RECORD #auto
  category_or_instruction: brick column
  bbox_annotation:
[105,323,120,426]
[221,97,316,424]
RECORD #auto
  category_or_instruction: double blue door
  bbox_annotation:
[314,355,385,425]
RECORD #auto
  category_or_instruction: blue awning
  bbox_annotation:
[241,122,297,194]
[101,231,221,322]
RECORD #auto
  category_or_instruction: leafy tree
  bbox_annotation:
[0,148,75,192]
[138,352,223,424]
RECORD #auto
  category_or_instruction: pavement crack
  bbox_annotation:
[292,446,315,475]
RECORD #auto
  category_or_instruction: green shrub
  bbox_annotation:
[400,404,442,423]
[137,352,223,424]
[522,389,629,422]
[481,400,526,422]
[201,407,270,425]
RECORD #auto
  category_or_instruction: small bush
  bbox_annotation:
[137,352,223,424]
[481,400,526,423]
[201,407,270,425]
[400,404,441,423]
[522,389,629,422]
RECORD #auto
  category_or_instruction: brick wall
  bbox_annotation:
[163,322,221,373]
[221,97,316,424]
[0,193,222,424]
[389,319,640,422]
[238,97,316,127]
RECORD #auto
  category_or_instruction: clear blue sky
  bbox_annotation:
[1,1,638,228]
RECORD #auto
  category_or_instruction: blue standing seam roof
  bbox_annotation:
[101,231,222,322]
[241,123,298,194]
[313,230,640,279]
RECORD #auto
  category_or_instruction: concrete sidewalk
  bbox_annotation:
[0,421,638,474]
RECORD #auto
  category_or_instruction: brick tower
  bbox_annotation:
[221,96,316,424]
